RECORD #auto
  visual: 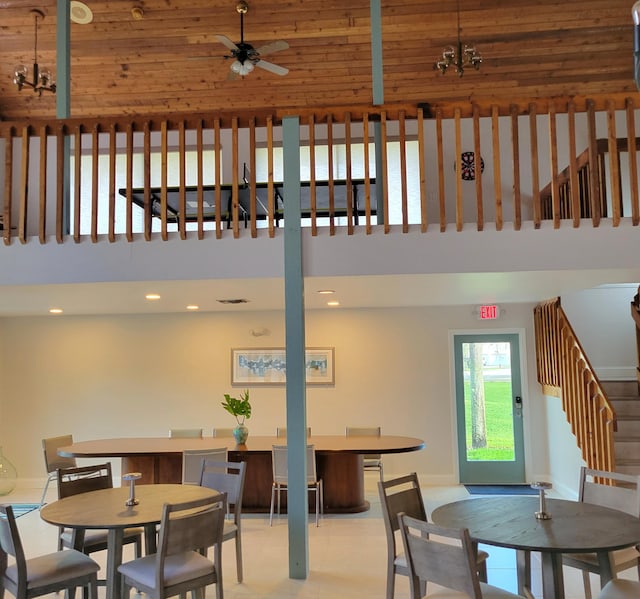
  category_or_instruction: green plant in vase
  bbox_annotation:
[222,389,252,444]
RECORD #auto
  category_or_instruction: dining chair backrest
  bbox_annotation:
[169,428,203,438]
[580,467,640,516]
[276,427,311,438]
[398,513,481,599]
[212,428,235,437]
[57,462,114,498]
[378,472,427,538]
[199,460,246,516]
[272,444,318,484]
[182,448,228,485]
[42,435,77,474]
[346,426,383,478]
[158,494,225,559]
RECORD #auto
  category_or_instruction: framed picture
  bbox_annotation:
[231,347,335,386]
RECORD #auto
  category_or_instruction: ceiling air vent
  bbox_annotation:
[216,298,250,305]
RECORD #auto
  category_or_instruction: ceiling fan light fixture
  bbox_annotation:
[433,0,482,77]
[14,9,56,95]
[231,59,254,76]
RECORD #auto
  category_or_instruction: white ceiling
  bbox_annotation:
[1,269,638,317]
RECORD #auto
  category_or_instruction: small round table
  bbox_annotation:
[431,496,640,599]
[41,484,218,599]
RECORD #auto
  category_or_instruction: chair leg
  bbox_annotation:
[385,565,395,599]
[134,534,142,558]
[476,558,488,583]
[379,462,383,481]
[215,543,223,599]
[39,475,52,508]
[269,484,276,526]
[315,484,319,527]
[582,570,593,599]
[235,534,243,582]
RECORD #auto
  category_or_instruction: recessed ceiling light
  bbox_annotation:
[327,300,340,307]
[49,308,63,314]
[70,1,93,24]
[186,305,200,311]
[318,289,335,295]
[145,293,161,301]
[216,298,249,304]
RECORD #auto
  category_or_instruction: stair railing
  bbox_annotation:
[534,297,617,472]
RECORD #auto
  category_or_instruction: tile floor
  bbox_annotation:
[5,475,637,598]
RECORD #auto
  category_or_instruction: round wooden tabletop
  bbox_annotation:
[40,483,218,529]
[431,496,640,554]
[58,435,425,457]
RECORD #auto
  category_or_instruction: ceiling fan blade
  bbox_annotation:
[254,40,289,57]
[256,59,289,76]
[214,34,239,51]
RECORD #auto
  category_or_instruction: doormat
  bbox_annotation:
[6,503,39,518]
[464,485,538,496]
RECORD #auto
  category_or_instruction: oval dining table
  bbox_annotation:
[431,495,640,599]
[58,435,425,513]
[40,484,219,599]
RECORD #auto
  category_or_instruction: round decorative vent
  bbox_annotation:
[458,151,485,181]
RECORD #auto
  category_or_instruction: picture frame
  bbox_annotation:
[231,347,335,386]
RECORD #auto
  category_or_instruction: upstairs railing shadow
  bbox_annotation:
[1,96,639,245]
[534,297,617,472]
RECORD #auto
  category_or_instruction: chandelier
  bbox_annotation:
[14,9,56,95]
[434,0,482,76]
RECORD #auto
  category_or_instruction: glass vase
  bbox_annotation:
[0,446,17,496]
[233,424,249,445]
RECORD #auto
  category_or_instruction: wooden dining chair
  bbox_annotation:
[398,513,526,599]
[562,467,640,599]
[378,473,488,599]
[117,494,226,599]
[199,459,247,583]
[0,504,100,599]
[181,448,228,484]
[275,427,311,438]
[345,426,383,480]
[211,428,235,437]
[270,444,323,526]
[57,463,143,564]
[40,434,77,507]
[168,428,203,438]
[597,579,640,599]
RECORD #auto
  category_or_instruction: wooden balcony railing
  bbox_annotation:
[1,96,640,245]
[534,297,617,472]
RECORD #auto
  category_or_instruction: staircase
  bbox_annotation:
[601,381,640,476]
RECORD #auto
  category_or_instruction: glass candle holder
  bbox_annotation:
[122,472,142,507]
[531,481,553,520]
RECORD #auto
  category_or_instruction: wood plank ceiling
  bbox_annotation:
[0,0,637,121]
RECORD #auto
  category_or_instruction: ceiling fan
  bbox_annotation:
[215,1,289,77]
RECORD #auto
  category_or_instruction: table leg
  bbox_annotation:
[516,549,532,596]
[596,551,615,588]
[106,528,125,599]
[540,552,565,599]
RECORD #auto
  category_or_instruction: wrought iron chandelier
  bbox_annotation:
[434,0,482,76]
[14,9,56,95]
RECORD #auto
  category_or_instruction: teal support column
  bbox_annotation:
[56,1,71,234]
[56,2,70,118]
[282,116,309,579]
[370,0,385,222]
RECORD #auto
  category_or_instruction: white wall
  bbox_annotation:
[562,284,638,380]
[0,302,553,486]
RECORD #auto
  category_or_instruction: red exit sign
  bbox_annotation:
[477,304,500,320]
